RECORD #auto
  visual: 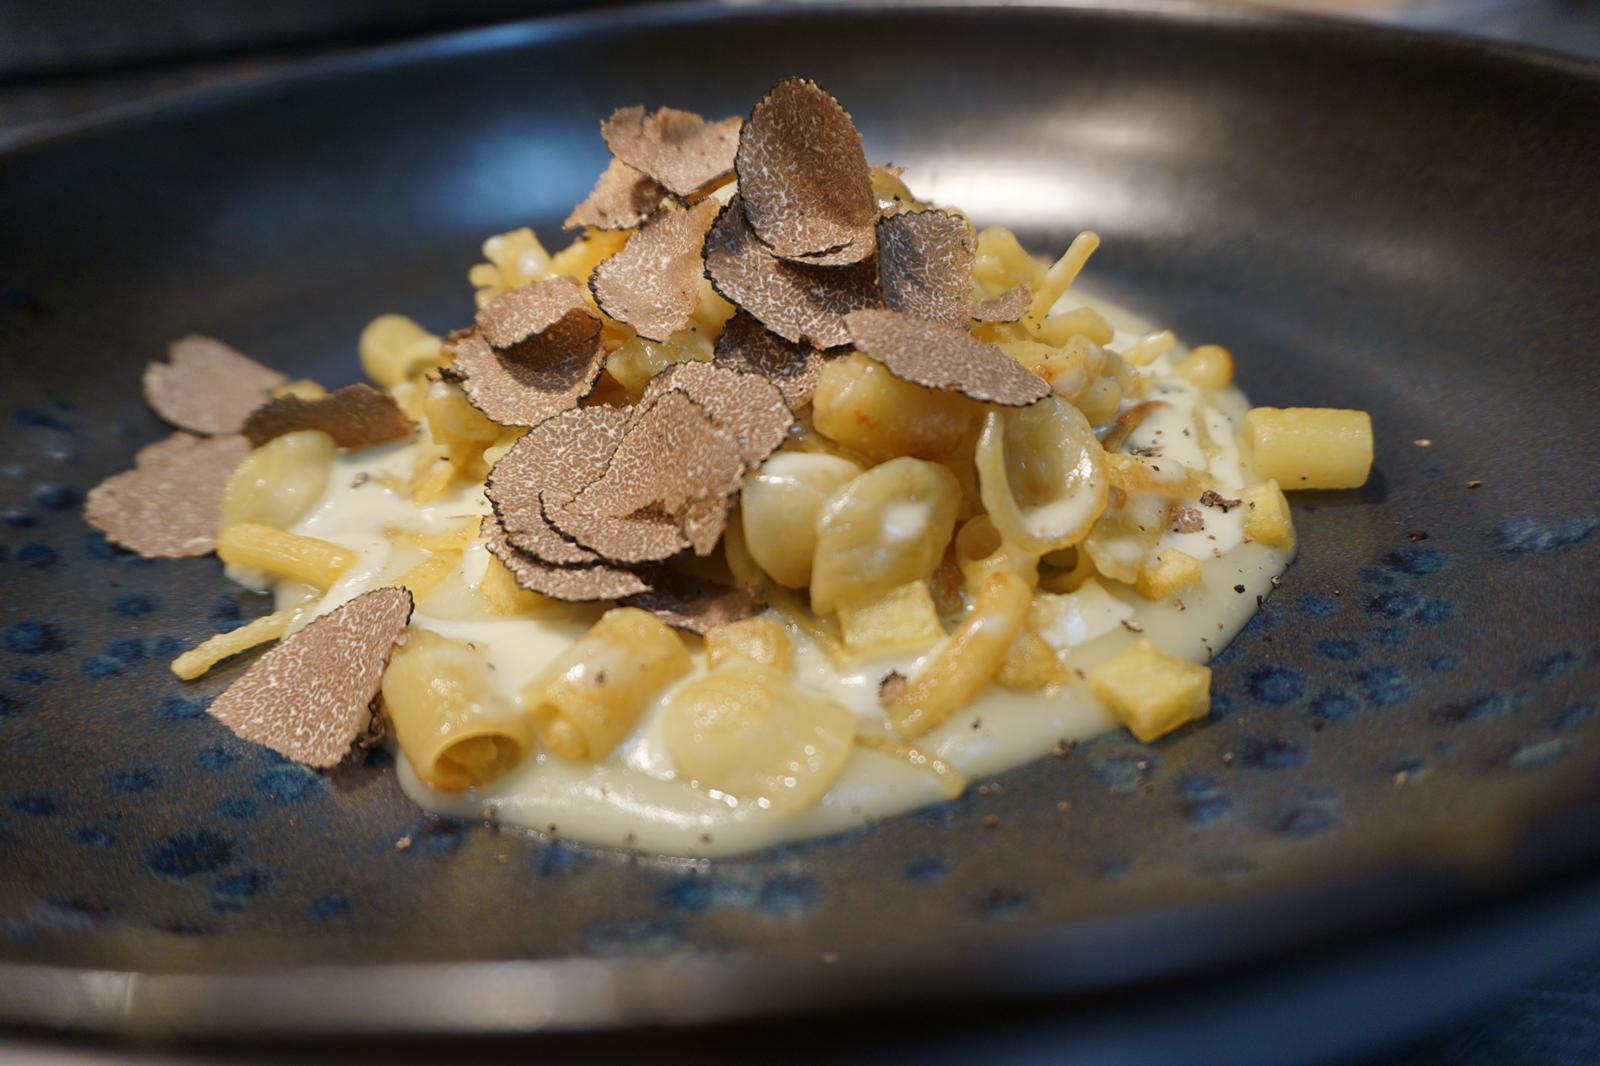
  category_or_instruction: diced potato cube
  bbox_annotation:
[1089,638,1211,743]
[996,628,1071,691]
[837,580,946,657]
[706,617,794,672]
[1245,407,1373,490]
[1135,548,1203,601]
[1173,345,1234,389]
[1241,479,1296,549]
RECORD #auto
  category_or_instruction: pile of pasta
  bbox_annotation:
[86,78,1373,815]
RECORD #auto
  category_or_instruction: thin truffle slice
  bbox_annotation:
[565,391,746,558]
[144,335,287,436]
[481,514,649,601]
[207,587,413,768]
[876,210,975,328]
[242,383,414,449]
[712,309,828,410]
[451,278,607,427]
[564,158,667,231]
[625,569,765,635]
[591,198,722,341]
[485,406,629,565]
[703,197,882,349]
[735,78,877,265]
[974,283,1032,323]
[844,309,1050,407]
[643,360,793,468]
[601,106,742,199]
[85,432,250,558]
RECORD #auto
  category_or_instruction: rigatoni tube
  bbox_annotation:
[523,607,690,761]
[382,630,536,791]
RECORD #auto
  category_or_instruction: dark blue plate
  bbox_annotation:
[1,1,1598,1043]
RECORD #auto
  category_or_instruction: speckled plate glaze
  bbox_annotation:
[1,1,1598,1041]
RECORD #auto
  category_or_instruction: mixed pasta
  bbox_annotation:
[92,80,1373,856]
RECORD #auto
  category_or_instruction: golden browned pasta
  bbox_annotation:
[523,607,690,761]
[705,617,794,672]
[1245,407,1374,490]
[216,523,355,590]
[885,571,1032,739]
[382,630,537,791]
[811,353,979,463]
[976,397,1108,555]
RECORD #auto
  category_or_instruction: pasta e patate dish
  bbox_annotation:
[86,79,1374,856]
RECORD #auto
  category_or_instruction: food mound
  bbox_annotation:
[86,78,1374,856]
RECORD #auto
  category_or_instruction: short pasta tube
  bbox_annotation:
[359,314,444,388]
[885,571,1032,739]
[523,607,691,761]
[216,523,356,590]
[1245,407,1373,490]
[660,663,856,812]
[382,630,536,791]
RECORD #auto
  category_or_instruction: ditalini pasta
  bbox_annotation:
[90,78,1374,857]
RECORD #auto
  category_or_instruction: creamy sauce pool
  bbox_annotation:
[253,293,1291,857]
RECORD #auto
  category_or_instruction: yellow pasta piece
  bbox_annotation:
[973,226,1047,295]
[976,397,1108,554]
[387,550,459,603]
[218,430,336,533]
[604,330,714,398]
[272,379,326,401]
[1174,344,1235,389]
[478,551,561,617]
[885,572,1032,739]
[1026,230,1099,323]
[659,663,855,812]
[809,457,961,615]
[384,520,477,555]
[855,734,967,798]
[359,314,444,388]
[954,514,1040,597]
[1135,548,1204,601]
[1032,306,1115,347]
[1105,452,1211,499]
[1245,407,1374,490]
[524,607,691,761]
[705,617,794,672]
[1089,637,1211,743]
[471,228,551,307]
[739,452,864,589]
[1242,479,1296,549]
[382,630,536,791]
[424,379,501,453]
[169,607,297,681]
[216,523,355,590]
[549,228,630,286]
[837,580,946,658]
[1121,329,1177,367]
[811,353,978,463]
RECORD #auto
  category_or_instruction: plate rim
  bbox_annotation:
[3,0,1599,1039]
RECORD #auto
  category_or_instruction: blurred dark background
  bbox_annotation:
[1,1,1598,1063]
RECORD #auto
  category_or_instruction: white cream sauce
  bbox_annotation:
[271,292,1291,857]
